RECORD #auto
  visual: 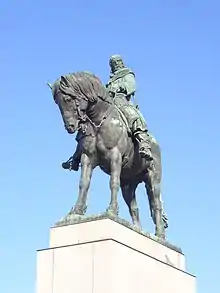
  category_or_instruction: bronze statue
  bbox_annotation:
[62,55,152,171]
[48,67,168,239]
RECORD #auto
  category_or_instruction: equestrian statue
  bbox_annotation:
[47,55,168,239]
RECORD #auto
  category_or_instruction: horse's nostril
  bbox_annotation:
[69,124,75,130]
[65,123,76,134]
[65,123,74,128]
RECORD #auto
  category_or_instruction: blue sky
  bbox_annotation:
[1,0,219,292]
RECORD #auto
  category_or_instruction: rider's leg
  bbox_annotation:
[113,99,153,161]
[62,130,84,171]
[132,119,153,161]
[62,143,82,171]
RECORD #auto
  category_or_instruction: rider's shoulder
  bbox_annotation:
[118,67,135,79]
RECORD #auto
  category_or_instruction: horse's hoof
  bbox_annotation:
[71,205,87,216]
[64,211,85,223]
[106,207,119,217]
[132,224,142,232]
[155,232,166,241]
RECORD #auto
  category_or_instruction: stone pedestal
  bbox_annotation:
[36,215,196,293]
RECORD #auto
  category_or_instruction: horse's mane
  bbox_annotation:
[58,71,112,104]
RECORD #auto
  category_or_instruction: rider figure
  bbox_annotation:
[62,55,153,170]
[106,54,153,161]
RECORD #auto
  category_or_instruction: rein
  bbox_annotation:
[74,98,111,131]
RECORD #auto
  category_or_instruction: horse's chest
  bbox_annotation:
[97,119,123,150]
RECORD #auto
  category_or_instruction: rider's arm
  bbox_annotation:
[123,73,136,97]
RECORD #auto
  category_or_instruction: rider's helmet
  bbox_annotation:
[109,54,125,73]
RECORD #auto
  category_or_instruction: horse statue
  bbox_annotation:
[48,71,168,239]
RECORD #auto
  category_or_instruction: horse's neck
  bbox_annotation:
[87,99,112,122]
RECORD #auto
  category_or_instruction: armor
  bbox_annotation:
[106,54,153,161]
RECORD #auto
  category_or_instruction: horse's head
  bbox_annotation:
[50,78,87,134]
[48,71,110,134]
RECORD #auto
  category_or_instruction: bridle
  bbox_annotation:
[72,97,110,131]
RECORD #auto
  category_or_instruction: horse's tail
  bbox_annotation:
[149,133,162,183]
[148,134,168,229]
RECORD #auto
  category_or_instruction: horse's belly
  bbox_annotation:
[99,164,111,175]
[96,136,145,179]
[120,150,146,179]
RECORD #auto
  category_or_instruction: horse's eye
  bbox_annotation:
[64,96,72,103]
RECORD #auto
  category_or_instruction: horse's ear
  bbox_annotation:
[47,82,53,90]
[61,75,68,85]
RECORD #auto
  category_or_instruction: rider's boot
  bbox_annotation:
[62,149,81,171]
[134,131,153,161]
[62,129,85,171]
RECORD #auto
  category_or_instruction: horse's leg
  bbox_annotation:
[145,182,155,224]
[71,153,93,215]
[121,181,140,227]
[106,147,122,216]
[145,164,165,239]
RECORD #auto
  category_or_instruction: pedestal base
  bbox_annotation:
[36,215,196,293]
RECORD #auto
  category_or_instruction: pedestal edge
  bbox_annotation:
[52,213,183,254]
